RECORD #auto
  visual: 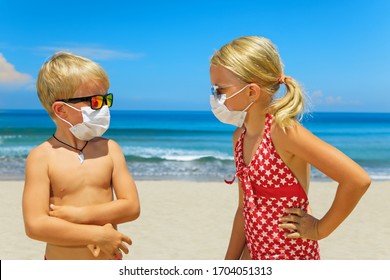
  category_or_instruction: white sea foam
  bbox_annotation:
[121,146,233,161]
[0,146,34,157]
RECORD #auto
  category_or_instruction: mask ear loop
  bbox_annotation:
[53,102,81,128]
[62,102,82,112]
[225,84,251,100]
[224,84,255,112]
[242,100,254,112]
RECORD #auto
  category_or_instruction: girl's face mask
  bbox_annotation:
[56,103,110,141]
[210,84,253,127]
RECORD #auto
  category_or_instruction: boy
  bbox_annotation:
[23,52,140,260]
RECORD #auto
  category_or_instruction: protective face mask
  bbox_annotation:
[210,85,253,127]
[56,104,110,141]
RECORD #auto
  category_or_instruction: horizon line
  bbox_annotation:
[1,108,390,114]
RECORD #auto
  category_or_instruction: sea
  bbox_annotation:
[0,110,389,181]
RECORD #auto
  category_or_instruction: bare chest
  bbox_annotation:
[48,151,113,205]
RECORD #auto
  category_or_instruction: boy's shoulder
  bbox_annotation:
[90,137,116,146]
[28,140,52,157]
[26,140,53,167]
[90,137,122,150]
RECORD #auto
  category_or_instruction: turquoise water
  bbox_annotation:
[0,110,389,181]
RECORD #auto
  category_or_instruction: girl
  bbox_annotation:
[209,36,370,260]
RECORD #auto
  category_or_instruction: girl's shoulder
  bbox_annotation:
[270,118,309,151]
[270,117,304,138]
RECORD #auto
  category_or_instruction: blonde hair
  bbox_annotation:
[210,36,305,128]
[36,52,110,119]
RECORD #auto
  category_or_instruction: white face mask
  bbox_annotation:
[56,103,110,141]
[210,84,253,127]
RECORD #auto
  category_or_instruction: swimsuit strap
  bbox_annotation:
[263,113,272,142]
[226,114,272,185]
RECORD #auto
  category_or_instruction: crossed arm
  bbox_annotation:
[22,140,140,258]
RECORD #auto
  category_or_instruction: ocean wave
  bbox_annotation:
[1,157,389,181]
[161,154,229,162]
[122,146,233,162]
[0,135,23,139]
[0,135,23,145]
[369,174,390,180]
[107,127,232,136]
[0,146,34,157]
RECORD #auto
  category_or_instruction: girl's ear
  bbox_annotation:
[247,83,262,102]
[52,102,66,118]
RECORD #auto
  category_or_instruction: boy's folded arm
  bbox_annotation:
[24,213,104,246]
[23,148,100,246]
[50,196,139,226]
[23,148,131,255]
[24,212,131,259]
[88,139,140,225]
[78,168,140,225]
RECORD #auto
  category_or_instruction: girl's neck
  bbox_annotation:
[245,95,272,137]
[244,105,268,137]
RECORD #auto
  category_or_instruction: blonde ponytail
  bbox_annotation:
[210,36,306,129]
[270,76,305,128]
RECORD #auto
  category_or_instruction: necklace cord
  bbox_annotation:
[52,134,88,152]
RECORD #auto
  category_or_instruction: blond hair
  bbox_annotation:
[210,36,305,128]
[36,52,110,119]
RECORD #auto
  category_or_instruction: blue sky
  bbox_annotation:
[0,0,389,112]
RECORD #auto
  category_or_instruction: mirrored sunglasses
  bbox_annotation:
[211,85,224,100]
[58,93,113,110]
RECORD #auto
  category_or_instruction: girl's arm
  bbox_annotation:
[49,139,140,225]
[277,122,371,240]
[23,146,131,258]
[225,128,248,259]
[225,183,247,259]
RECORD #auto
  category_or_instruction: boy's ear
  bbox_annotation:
[52,102,66,118]
[247,83,262,102]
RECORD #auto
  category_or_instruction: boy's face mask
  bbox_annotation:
[55,103,110,141]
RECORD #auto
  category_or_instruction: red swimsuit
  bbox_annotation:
[227,114,320,260]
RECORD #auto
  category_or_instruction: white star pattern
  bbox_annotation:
[231,114,320,260]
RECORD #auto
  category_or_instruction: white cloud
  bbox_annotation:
[37,45,144,61]
[309,90,362,108]
[309,90,359,106]
[324,95,343,104]
[0,53,34,89]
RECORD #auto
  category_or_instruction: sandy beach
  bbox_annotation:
[0,179,389,260]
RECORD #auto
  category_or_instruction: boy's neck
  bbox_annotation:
[53,130,88,149]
